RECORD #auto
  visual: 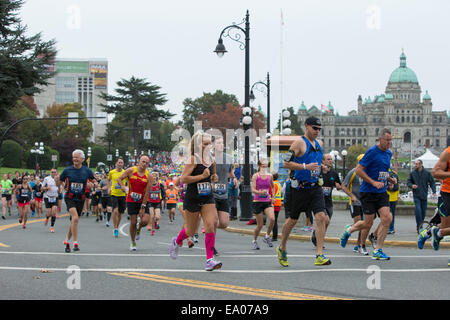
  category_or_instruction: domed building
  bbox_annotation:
[297,51,450,157]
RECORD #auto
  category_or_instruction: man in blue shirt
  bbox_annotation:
[59,149,94,253]
[339,128,397,260]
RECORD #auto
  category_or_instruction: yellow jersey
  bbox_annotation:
[108,169,127,197]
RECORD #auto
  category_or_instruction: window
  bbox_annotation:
[55,91,75,103]
[335,139,340,147]
[436,139,440,147]
[56,76,75,89]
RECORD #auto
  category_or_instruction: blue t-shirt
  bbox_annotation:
[359,145,392,194]
[293,136,323,184]
[234,167,242,180]
[60,165,94,201]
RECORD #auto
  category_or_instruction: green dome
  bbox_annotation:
[376,95,385,103]
[385,93,394,100]
[327,101,334,111]
[423,90,431,100]
[298,101,307,111]
[388,52,418,83]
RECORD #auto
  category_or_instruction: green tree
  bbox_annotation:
[274,106,304,135]
[0,139,22,168]
[346,144,367,169]
[181,90,240,134]
[100,76,173,151]
[0,0,57,122]
[90,145,107,168]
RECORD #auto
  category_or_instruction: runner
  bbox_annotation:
[341,154,368,255]
[271,172,283,242]
[91,173,102,222]
[117,155,153,251]
[251,158,275,250]
[418,145,450,265]
[311,153,342,248]
[340,128,396,260]
[100,173,112,227]
[278,116,331,266]
[108,157,127,238]
[147,171,164,235]
[29,174,36,217]
[169,131,222,271]
[1,174,13,219]
[33,177,44,218]
[59,149,95,252]
[42,168,60,232]
[16,175,32,228]
[166,182,178,224]
[12,171,22,211]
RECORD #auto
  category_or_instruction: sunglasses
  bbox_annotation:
[312,126,322,131]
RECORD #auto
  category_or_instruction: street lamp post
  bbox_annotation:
[87,147,92,168]
[281,109,292,135]
[250,72,271,134]
[341,149,347,177]
[214,10,252,221]
[30,142,44,175]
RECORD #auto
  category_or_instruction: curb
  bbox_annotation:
[224,227,450,249]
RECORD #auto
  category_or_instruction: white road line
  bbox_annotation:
[0,266,448,273]
[119,223,129,236]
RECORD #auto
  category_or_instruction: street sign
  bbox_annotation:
[68,112,78,125]
[107,154,112,161]
[51,155,58,162]
[143,130,151,140]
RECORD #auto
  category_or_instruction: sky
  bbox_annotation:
[21,0,450,130]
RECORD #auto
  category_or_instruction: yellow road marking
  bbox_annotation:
[0,242,9,247]
[109,272,349,300]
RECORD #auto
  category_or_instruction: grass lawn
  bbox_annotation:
[0,167,65,176]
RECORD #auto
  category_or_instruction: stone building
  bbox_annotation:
[297,51,450,157]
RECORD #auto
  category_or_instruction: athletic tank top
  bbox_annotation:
[148,183,162,203]
[126,167,149,203]
[166,188,178,204]
[17,185,30,203]
[185,154,213,198]
[274,180,283,206]
[441,146,450,193]
[293,136,323,183]
[253,174,271,202]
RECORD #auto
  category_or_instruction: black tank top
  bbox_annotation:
[17,185,30,203]
[185,154,213,198]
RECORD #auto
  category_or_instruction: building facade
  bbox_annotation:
[297,51,450,157]
[34,58,108,142]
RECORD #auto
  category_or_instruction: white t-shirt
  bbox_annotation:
[43,176,59,199]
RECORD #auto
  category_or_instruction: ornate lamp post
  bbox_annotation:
[30,142,44,174]
[341,149,347,177]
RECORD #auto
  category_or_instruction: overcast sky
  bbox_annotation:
[21,0,450,129]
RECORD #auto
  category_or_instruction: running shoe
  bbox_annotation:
[22,224,26,229]
[151,230,155,236]
[314,254,331,266]
[340,224,352,248]
[369,233,377,249]
[359,246,369,256]
[193,234,199,243]
[64,241,71,253]
[311,230,317,247]
[50,227,55,233]
[263,235,273,248]
[170,237,180,259]
[372,249,390,260]
[106,221,110,227]
[130,242,137,251]
[353,245,360,253]
[19,218,22,224]
[417,229,430,249]
[276,246,289,267]
[188,239,194,248]
[205,258,222,271]
[136,229,141,240]
[73,243,80,252]
[431,226,443,251]
[1,216,5,220]
[113,229,119,238]
[251,240,260,250]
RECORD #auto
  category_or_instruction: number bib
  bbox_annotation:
[150,192,159,200]
[35,192,42,198]
[114,184,122,190]
[130,192,142,202]
[213,183,227,195]
[311,169,321,178]
[378,172,389,183]
[322,187,332,197]
[70,182,84,193]
[48,197,57,203]
[197,182,212,196]
[21,189,29,197]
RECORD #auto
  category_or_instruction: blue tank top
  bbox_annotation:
[293,136,323,183]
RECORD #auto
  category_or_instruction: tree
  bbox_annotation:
[346,144,367,169]
[24,145,59,170]
[0,0,57,122]
[90,145,107,168]
[0,139,22,168]
[100,76,173,150]
[51,137,80,166]
[181,90,240,134]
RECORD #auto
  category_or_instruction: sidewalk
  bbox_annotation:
[226,207,450,249]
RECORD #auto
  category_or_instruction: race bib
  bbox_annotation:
[150,192,159,200]
[35,192,42,197]
[130,192,142,202]
[378,172,389,183]
[114,183,121,189]
[71,182,84,193]
[48,197,56,203]
[322,187,332,197]
[21,189,29,197]
[214,184,227,195]
[311,169,321,178]
[197,182,212,196]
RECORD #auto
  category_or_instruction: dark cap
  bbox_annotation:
[305,116,321,126]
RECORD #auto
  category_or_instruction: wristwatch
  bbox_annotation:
[141,203,147,209]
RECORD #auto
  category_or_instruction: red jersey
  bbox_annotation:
[148,183,162,203]
[126,167,149,203]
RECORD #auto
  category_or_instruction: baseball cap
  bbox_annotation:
[305,116,321,126]
[169,182,174,186]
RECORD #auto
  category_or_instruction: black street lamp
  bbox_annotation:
[214,10,252,221]
[250,72,271,134]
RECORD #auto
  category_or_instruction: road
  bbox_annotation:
[0,204,449,303]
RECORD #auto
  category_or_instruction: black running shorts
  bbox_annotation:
[360,192,389,215]
[289,185,325,220]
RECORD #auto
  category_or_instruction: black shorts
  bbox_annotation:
[44,197,58,209]
[360,192,389,215]
[167,203,177,210]
[252,201,272,214]
[91,194,101,206]
[439,192,450,218]
[350,205,363,219]
[101,196,112,208]
[126,202,149,215]
[183,195,215,213]
[324,206,333,219]
[215,198,230,213]
[65,198,85,216]
[147,202,162,211]
[2,194,11,201]
[289,185,325,220]
[111,196,126,213]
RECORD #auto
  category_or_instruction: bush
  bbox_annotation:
[89,145,107,168]
[0,140,23,168]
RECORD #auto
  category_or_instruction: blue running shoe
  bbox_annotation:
[431,226,443,251]
[340,224,352,248]
[417,229,430,249]
[372,249,390,260]
[353,245,360,253]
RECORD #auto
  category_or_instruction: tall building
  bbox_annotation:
[34,58,108,142]
[296,51,450,156]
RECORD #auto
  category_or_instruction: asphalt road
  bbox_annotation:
[0,204,449,302]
